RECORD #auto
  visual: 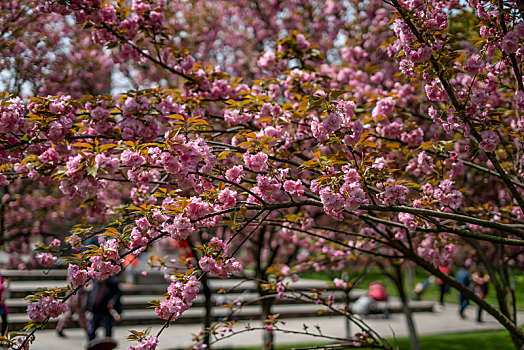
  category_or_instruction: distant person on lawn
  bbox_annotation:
[472,268,490,322]
[353,281,389,318]
[437,265,451,306]
[456,265,471,319]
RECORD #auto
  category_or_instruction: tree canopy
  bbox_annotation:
[0,0,523,349]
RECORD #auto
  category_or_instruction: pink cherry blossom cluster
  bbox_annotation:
[225,165,244,184]
[333,278,347,289]
[86,239,122,280]
[35,252,57,267]
[217,188,237,209]
[421,180,463,211]
[198,238,242,278]
[251,174,282,203]
[147,135,217,181]
[417,233,455,267]
[162,214,195,241]
[317,187,345,221]
[130,215,162,252]
[87,255,122,281]
[340,167,367,211]
[243,152,268,172]
[224,109,253,125]
[398,212,417,231]
[283,180,304,196]
[42,0,166,48]
[155,275,200,321]
[406,151,434,176]
[478,130,500,153]
[310,100,357,142]
[381,184,408,206]
[0,96,25,136]
[276,281,285,299]
[67,263,89,287]
[515,91,524,111]
[128,335,159,350]
[30,96,76,143]
[121,149,146,168]
[140,192,233,249]
[313,167,369,221]
[27,296,68,322]
[390,2,448,66]
[372,97,396,120]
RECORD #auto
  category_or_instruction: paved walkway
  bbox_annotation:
[27,304,524,349]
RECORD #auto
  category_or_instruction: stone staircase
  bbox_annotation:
[0,269,435,331]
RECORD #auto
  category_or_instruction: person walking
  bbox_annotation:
[456,265,471,319]
[413,274,437,300]
[472,268,490,322]
[56,287,88,337]
[437,266,451,306]
[0,275,9,335]
[86,276,122,341]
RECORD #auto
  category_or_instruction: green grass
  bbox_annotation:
[232,342,331,350]
[299,269,524,309]
[389,330,515,349]
[233,330,516,350]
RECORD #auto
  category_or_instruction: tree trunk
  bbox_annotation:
[253,227,276,349]
[405,264,415,294]
[188,236,213,348]
[260,294,275,350]
[344,289,351,340]
[503,267,521,349]
[201,273,212,349]
[393,264,421,350]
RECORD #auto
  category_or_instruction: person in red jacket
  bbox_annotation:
[368,281,388,302]
[437,266,451,306]
[0,275,9,335]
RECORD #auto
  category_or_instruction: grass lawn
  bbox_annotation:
[389,330,516,349]
[234,329,516,349]
[300,269,524,309]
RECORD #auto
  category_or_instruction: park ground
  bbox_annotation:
[29,302,524,349]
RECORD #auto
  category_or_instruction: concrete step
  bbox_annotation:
[6,277,344,299]
[4,290,360,314]
[5,300,435,330]
[0,269,67,282]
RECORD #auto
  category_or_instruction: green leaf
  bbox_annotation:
[87,166,99,177]
[329,90,348,100]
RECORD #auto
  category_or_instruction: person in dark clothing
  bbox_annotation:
[456,266,471,319]
[86,276,122,340]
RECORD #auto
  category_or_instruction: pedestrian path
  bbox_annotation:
[27,304,524,349]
